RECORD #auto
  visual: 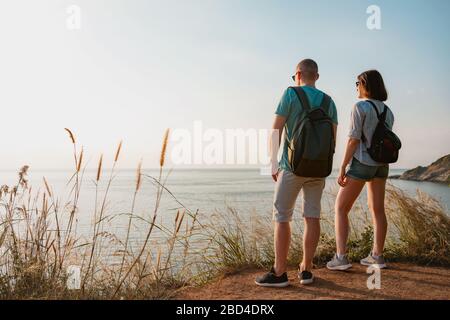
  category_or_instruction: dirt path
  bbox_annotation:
[176,263,450,300]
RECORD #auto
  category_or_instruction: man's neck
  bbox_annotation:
[299,81,316,88]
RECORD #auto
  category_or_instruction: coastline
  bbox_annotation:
[388,155,450,184]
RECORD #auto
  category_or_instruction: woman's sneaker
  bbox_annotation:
[298,270,314,285]
[326,254,352,271]
[255,267,289,287]
[360,254,387,269]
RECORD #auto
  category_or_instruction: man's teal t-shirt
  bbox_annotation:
[275,86,338,172]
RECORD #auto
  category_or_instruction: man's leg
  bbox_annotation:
[274,222,291,276]
[300,217,320,272]
[272,171,303,275]
[299,178,325,272]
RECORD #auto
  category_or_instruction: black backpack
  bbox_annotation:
[287,87,335,178]
[363,100,402,163]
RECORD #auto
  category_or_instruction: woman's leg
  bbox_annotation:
[366,178,388,256]
[335,178,365,255]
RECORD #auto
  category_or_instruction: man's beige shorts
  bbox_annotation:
[273,170,325,222]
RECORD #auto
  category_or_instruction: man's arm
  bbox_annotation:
[270,115,287,182]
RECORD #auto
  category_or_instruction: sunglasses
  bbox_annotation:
[292,71,300,82]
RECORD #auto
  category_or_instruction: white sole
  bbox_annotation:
[326,264,352,271]
[299,277,314,285]
[254,280,290,288]
[360,262,387,269]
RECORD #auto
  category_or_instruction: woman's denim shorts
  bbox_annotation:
[346,157,389,181]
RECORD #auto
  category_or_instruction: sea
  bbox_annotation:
[0,168,449,243]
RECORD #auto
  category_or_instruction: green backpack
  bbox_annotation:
[287,86,335,177]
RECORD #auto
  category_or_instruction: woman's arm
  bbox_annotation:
[341,138,360,169]
[338,103,364,187]
[337,138,360,187]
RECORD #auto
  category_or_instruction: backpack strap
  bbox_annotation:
[290,86,311,112]
[319,94,331,114]
[367,100,387,122]
[381,104,389,122]
[362,100,388,143]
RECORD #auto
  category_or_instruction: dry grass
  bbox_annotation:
[0,128,201,299]
[197,186,450,280]
[0,129,448,299]
[385,186,450,266]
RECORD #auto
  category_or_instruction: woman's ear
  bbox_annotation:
[360,86,369,99]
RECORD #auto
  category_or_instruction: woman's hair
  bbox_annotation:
[357,70,388,101]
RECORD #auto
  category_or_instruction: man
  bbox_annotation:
[255,59,338,286]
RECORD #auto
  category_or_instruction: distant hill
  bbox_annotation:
[390,154,450,183]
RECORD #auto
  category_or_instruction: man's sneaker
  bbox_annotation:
[255,267,289,288]
[326,254,352,271]
[298,270,314,285]
[360,254,387,269]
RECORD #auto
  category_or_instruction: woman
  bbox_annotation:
[327,70,394,270]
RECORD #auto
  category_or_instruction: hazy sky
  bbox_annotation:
[0,0,449,170]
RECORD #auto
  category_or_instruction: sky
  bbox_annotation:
[0,0,449,171]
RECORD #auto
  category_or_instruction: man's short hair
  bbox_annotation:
[297,59,319,80]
